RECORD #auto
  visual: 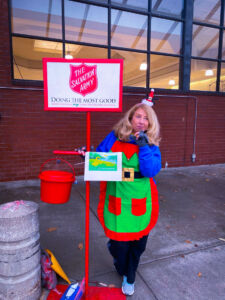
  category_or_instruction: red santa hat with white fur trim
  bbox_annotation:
[142,89,154,106]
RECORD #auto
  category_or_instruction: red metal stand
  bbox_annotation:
[54,112,125,299]
[85,112,90,299]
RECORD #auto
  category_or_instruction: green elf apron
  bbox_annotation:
[97,140,159,241]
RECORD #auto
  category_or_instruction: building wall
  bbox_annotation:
[1,1,225,181]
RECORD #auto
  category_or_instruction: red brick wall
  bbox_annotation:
[1,0,225,181]
[1,89,225,181]
[156,94,225,167]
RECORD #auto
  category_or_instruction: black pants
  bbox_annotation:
[107,235,148,284]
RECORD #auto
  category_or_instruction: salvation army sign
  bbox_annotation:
[69,64,98,96]
[43,58,123,111]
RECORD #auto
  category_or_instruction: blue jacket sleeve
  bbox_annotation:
[138,145,161,178]
[96,131,117,152]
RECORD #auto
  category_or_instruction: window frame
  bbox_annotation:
[8,0,225,95]
[190,0,225,93]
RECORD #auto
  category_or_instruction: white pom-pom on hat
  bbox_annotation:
[141,89,154,106]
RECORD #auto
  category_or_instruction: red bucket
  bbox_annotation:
[39,158,75,204]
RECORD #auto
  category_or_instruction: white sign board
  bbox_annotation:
[84,152,122,181]
[43,58,123,111]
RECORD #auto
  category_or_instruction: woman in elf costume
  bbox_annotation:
[96,92,161,296]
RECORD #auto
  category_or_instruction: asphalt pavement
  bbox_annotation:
[0,164,225,300]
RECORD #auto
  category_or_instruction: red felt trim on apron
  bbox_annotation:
[97,178,159,241]
[111,140,139,159]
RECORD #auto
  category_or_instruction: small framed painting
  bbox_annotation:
[84,152,122,181]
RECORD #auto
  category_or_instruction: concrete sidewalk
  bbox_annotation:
[0,164,225,300]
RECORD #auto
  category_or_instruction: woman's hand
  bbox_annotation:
[132,131,149,147]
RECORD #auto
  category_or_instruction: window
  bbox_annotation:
[12,37,62,80]
[190,0,224,92]
[220,63,225,92]
[65,2,108,44]
[65,44,107,60]
[192,25,219,59]
[152,0,183,18]
[11,0,62,38]
[112,0,148,12]
[151,18,182,55]
[9,0,225,93]
[190,59,217,91]
[111,49,147,87]
[193,0,221,25]
[111,10,147,50]
[222,30,225,60]
[150,55,180,89]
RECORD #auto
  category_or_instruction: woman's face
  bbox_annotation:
[131,107,149,133]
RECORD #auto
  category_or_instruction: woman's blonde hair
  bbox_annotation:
[113,103,161,146]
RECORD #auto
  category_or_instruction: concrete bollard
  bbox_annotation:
[0,200,41,300]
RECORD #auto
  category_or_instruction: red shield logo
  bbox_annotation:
[69,63,98,96]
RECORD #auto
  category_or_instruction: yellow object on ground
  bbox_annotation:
[46,249,71,284]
